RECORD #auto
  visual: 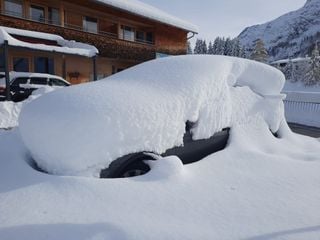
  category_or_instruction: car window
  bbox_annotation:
[30,77,48,85]
[11,77,29,86]
[49,78,68,86]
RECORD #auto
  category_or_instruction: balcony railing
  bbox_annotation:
[1,9,154,45]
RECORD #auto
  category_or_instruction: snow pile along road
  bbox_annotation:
[19,55,286,176]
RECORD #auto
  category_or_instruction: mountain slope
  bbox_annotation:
[238,0,320,61]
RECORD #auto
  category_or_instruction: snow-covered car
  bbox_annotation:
[18,55,286,178]
[0,72,70,102]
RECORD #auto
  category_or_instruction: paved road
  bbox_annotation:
[288,123,320,138]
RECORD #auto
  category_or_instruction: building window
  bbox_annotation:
[4,0,23,17]
[13,57,29,72]
[34,57,54,74]
[30,5,45,22]
[121,26,135,41]
[48,7,60,25]
[83,16,98,33]
[135,31,145,43]
[146,32,154,44]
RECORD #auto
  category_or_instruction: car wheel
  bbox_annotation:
[100,152,157,178]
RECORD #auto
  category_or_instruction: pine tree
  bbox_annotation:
[239,47,247,59]
[216,37,225,55]
[194,39,203,54]
[208,41,214,54]
[232,38,241,57]
[251,39,268,63]
[224,38,233,56]
[304,43,320,86]
[202,40,208,54]
[283,59,293,81]
[213,37,219,55]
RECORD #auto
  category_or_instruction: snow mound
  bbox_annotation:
[18,55,285,177]
[0,86,56,129]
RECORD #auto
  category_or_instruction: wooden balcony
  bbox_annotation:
[0,12,156,62]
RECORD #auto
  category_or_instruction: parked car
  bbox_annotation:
[0,72,70,102]
[19,55,285,179]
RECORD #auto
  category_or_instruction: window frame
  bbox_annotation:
[83,16,98,34]
[29,4,46,23]
[4,0,23,18]
[48,7,60,25]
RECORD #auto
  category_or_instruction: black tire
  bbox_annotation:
[100,153,156,178]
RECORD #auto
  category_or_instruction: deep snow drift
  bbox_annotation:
[18,55,286,176]
[0,118,320,240]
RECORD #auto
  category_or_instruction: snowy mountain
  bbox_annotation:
[238,0,320,61]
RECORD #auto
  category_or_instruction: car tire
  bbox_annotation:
[100,152,157,178]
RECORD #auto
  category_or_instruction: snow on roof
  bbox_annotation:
[94,0,198,33]
[0,26,98,57]
[19,55,285,176]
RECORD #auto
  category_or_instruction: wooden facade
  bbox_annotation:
[0,0,192,83]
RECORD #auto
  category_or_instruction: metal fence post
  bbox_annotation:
[3,40,11,101]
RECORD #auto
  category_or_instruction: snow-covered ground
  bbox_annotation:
[0,56,319,239]
[0,119,320,240]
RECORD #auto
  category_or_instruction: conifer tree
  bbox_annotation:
[208,41,214,54]
[239,47,247,59]
[224,38,233,56]
[213,37,220,54]
[202,40,208,54]
[193,39,203,54]
[232,38,241,57]
[304,43,320,85]
[251,39,268,63]
[217,37,225,55]
[283,59,293,81]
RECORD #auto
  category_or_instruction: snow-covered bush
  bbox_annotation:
[18,55,285,177]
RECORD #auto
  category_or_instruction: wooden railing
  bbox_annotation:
[1,9,154,45]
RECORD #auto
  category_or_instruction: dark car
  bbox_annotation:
[0,72,70,102]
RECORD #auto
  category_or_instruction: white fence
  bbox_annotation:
[283,91,320,128]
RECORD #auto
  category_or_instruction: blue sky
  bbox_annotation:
[141,0,306,42]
